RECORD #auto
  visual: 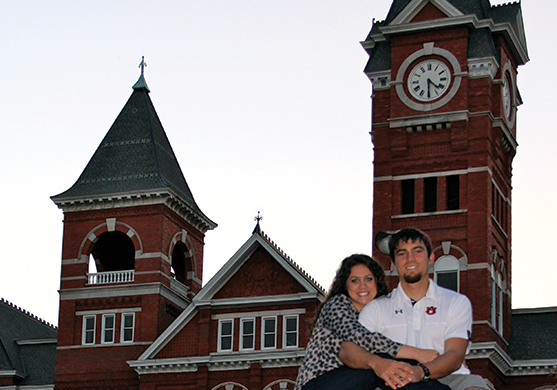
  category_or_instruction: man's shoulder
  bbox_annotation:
[433,283,471,306]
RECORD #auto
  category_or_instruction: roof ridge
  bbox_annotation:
[1,298,58,330]
[258,230,326,294]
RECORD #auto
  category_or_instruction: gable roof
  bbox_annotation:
[130,225,325,365]
[51,72,216,233]
[0,298,57,386]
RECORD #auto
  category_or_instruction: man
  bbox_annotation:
[341,228,488,390]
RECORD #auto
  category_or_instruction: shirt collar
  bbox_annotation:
[393,279,438,306]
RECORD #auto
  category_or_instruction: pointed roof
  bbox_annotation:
[129,225,325,369]
[52,62,216,232]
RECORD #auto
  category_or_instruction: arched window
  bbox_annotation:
[90,231,135,272]
[434,255,459,292]
[171,241,193,285]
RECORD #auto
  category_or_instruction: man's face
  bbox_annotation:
[393,238,434,284]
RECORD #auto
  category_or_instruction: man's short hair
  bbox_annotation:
[388,227,433,262]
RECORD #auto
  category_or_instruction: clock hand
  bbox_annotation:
[427,78,432,98]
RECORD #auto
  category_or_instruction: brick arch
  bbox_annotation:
[77,220,143,262]
[168,230,197,279]
[262,379,295,390]
[432,241,468,270]
[210,382,249,390]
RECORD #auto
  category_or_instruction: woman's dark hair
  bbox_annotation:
[310,254,389,330]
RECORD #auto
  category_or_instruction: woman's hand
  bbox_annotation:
[396,345,439,363]
[369,355,415,389]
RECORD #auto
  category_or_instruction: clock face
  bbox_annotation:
[502,75,511,119]
[407,59,452,102]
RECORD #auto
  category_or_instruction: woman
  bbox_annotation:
[295,254,448,390]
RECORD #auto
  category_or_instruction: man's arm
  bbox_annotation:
[419,337,468,379]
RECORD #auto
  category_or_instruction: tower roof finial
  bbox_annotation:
[139,56,147,75]
[133,56,150,92]
[253,211,263,234]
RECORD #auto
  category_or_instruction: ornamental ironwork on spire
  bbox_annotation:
[133,56,150,92]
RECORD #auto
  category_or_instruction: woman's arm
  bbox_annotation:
[320,295,402,356]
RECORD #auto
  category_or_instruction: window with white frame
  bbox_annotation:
[434,255,459,292]
[82,315,96,345]
[102,314,115,344]
[491,279,497,328]
[262,317,276,349]
[218,319,233,352]
[283,315,298,348]
[121,313,135,343]
[240,318,255,350]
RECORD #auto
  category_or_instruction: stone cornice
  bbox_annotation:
[194,293,321,309]
[59,282,190,310]
[373,15,528,66]
[52,189,216,234]
[468,342,557,376]
[128,349,305,375]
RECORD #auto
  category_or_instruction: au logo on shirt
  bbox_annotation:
[425,306,437,315]
[395,309,404,315]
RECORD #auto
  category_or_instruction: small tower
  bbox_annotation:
[51,59,216,389]
[362,1,527,387]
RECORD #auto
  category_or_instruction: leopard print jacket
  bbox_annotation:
[294,293,402,390]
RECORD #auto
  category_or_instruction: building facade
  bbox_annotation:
[363,1,556,389]
[45,2,557,390]
[50,68,323,390]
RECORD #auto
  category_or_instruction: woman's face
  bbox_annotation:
[346,263,378,312]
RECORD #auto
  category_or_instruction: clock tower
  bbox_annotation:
[362,0,527,386]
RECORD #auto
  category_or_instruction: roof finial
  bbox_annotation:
[253,211,263,234]
[139,56,147,75]
[132,56,150,92]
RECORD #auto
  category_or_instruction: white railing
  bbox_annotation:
[87,270,135,285]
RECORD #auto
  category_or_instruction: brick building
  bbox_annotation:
[363,0,556,389]
[44,2,557,390]
[50,64,324,390]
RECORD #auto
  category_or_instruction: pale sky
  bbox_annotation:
[1,1,555,326]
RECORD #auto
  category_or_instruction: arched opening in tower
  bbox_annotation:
[171,241,193,285]
[90,231,135,272]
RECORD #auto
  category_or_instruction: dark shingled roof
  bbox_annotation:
[507,307,557,360]
[364,1,525,75]
[51,74,213,226]
[364,41,392,74]
[0,298,57,386]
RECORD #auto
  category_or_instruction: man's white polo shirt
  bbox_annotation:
[359,280,472,375]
